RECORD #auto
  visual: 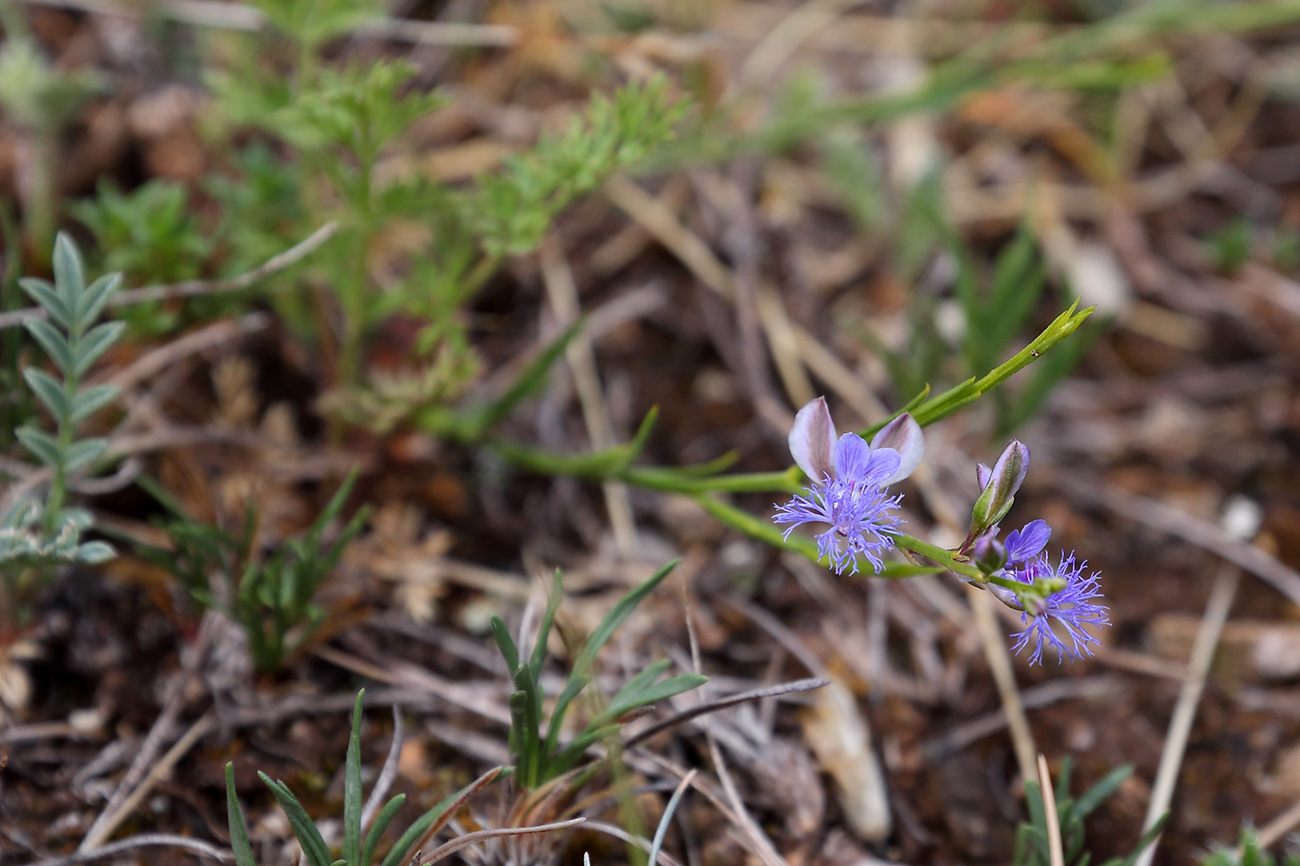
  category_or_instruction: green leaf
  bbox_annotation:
[543,559,679,758]
[1073,763,1133,820]
[70,384,119,424]
[456,320,583,439]
[379,776,492,866]
[16,426,61,467]
[72,320,125,377]
[24,318,75,374]
[64,437,108,473]
[529,570,564,679]
[360,794,406,866]
[343,690,365,866]
[490,615,521,676]
[23,367,69,421]
[52,232,87,305]
[74,540,115,563]
[226,764,258,866]
[259,772,333,866]
[19,277,73,328]
[604,672,706,721]
[75,272,122,328]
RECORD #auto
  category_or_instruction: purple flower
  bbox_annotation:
[773,398,921,575]
[995,519,1110,665]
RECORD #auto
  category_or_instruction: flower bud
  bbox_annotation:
[970,440,1029,534]
[973,535,1007,574]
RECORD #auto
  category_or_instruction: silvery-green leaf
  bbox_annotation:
[75,273,122,328]
[75,541,115,563]
[53,232,87,305]
[24,319,75,374]
[70,384,119,424]
[64,437,108,473]
[72,321,125,377]
[16,426,61,466]
[23,367,70,421]
[19,277,73,329]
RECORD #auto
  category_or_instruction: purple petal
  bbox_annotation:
[870,413,924,485]
[789,397,837,481]
[833,432,872,481]
[860,447,902,488]
[1005,519,1051,564]
[976,463,992,491]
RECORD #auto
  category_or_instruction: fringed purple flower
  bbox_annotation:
[773,398,921,575]
[996,519,1110,665]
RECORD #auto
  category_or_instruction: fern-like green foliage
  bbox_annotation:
[226,690,502,866]
[136,471,367,672]
[465,76,687,258]
[490,560,707,790]
[1201,829,1300,866]
[73,179,212,284]
[1017,758,1165,866]
[247,0,385,55]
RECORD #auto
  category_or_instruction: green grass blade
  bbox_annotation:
[225,763,258,866]
[259,773,332,866]
[343,690,365,866]
[361,794,406,866]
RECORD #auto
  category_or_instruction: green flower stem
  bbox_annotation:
[892,533,1026,593]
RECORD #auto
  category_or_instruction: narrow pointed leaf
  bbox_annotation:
[604,673,707,720]
[379,768,503,866]
[343,690,365,866]
[23,368,70,421]
[225,764,258,866]
[529,570,564,678]
[19,278,73,328]
[259,772,333,866]
[16,426,61,467]
[361,794,406,866]
[73,321,126,377]
[24,319,75,374]
[64,437,108,473]
[70,384,119,424]
[53,233,87,305]
[75,273,122,328]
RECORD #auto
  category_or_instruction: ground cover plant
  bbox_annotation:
[4,2,1300,866]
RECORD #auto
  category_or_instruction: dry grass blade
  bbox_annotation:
[1037,755,1066,866]
[361,704,405,830]
[403,766,505,858]
[1135,564,1240,866]
[19,832,235,866]
[623,678,829,748]
[648,769,696,866]
[416,818,586,866]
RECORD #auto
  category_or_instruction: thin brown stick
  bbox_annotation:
[0,223,338,331]
[1135,564,1240,866]
[418,818,585,866]
[539,233,638,558]
[20,832,234,866]
[1037,755,1066,866]
[623,678,828,748]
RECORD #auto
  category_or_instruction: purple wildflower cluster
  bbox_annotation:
[773,399,1110,665]
[993,519,1110,665]
[773,398,921,575]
